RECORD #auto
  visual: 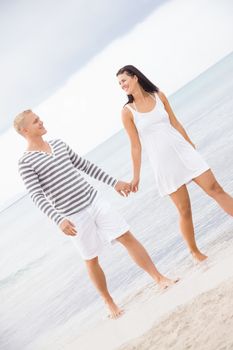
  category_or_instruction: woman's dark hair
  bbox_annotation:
[116,65,159,104]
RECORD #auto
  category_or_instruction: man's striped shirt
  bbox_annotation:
[18,139,117,225]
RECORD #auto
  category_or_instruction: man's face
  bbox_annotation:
[22,112,47,137]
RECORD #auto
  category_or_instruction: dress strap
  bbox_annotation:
[125,93,157,114]
[149,92,156,101]
[124,104,137,122]
[133,101,138,112]
[124,104,136,114]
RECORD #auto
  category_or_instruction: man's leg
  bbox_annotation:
[85,256,123,319]
[117,231,177,288]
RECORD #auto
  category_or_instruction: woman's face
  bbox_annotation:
[117,72,138,95]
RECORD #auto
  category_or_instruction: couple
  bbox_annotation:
[15,65,233,319]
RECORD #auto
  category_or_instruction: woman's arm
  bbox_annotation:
[158,91,195,148]
[121,107,142,191]
[64,140,130,196]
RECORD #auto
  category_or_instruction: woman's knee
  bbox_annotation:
[206,181,224,197]
[178,204,192,218]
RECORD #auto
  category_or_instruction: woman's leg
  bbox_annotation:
[117,231,178,287]
[169,184,207,261]
[85,256,123,319]
[193,170,233,215]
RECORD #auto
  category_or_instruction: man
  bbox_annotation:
[14,109,175,319]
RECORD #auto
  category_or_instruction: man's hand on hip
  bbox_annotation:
[59,219,77,236]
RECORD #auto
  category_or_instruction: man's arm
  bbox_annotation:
[65,142,126,189]
[19,160,76,234]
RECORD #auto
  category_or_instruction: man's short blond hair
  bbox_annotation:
[13,109,32,135]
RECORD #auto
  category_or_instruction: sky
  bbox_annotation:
[0,0,233,209]
[0,0,167,133]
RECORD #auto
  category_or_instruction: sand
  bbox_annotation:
[118,277,233,350]
[63,243,233,350]
[29,241,233,350]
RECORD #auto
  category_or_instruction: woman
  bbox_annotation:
[116,65,233,262]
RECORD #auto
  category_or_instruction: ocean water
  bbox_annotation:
[1,51,233,350]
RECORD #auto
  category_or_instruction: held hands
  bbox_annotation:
[130,177,140,192]
[114,178,140,196]
[59,219,77,236]
[114,181,131,197]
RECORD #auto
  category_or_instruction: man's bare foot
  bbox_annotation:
[105,298,124,319]
[191,251,208,262]
[156,276,179,290]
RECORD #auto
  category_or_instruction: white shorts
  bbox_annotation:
[68,194,130,260]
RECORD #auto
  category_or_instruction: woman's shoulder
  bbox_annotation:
[122,103,135,114]
[156,90,167,102]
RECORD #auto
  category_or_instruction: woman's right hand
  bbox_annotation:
[130,178,140,192]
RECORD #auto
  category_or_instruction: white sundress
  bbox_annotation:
[125,93,210,196]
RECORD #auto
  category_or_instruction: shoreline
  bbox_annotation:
[16,231,233,350]
[62,243,233,350]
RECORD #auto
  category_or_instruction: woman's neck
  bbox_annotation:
[132,88,149,103]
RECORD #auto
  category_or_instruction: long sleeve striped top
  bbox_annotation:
[18,139,118,225]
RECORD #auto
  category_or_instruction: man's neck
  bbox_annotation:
[26,137,47,151]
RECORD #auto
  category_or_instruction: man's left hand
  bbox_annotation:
[114,181,131,197]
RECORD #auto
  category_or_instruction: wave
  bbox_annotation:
[0,253,48,288]
[0,192,28,214]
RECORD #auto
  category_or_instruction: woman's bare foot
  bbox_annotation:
[105,298,124,319]
[191,250,208,262]
[156,275,179,289]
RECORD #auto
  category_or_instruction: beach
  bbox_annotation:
[118,256,233,350]
[120,279,233,350]
[1,52,233,350]
[118,279,233,350]
[53,236,233,350]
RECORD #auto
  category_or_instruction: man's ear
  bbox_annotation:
[21,126,28,135]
